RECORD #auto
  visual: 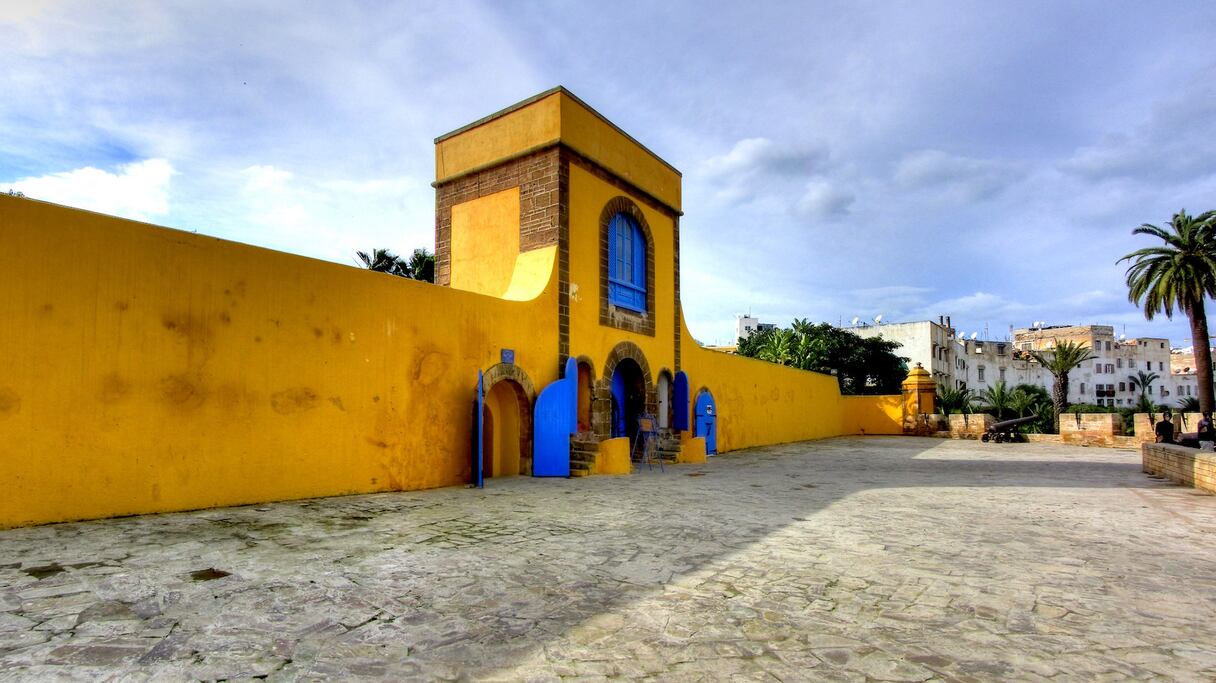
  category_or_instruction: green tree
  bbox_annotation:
[1120,209,1216,413]
[936,384,975,416]
[356,248,405,274]
[738,322,908,395]
[405,248,435,283]
[1009,384,1053,432]
[1127,369,1160,403]
[1176,395,1201,412]
[356,247,435,282]
[978,381,1015,420]
[1028,340,1099,432]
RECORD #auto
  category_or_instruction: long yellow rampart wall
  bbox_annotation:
[677,316,903,452]
[0,196,560,528]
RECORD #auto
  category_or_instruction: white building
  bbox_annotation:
[735,314,776,342]
[846,318,1206,408]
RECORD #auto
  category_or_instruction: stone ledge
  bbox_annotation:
[1142,443,1216,494]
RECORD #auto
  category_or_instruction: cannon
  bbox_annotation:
[980,415,1038,443]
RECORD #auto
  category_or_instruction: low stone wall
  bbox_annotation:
[947,413,994,439]
[1024,434,1062,444]
[1060,413,1123,446]
[1142,443,1216,494]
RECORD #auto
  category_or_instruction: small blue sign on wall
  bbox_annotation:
[500,348,515,365]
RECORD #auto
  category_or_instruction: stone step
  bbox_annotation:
[570,467,592,477]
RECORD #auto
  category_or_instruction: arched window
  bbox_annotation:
[607,212,646,312]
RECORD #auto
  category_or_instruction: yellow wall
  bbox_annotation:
[841,395,904,436]
[596,437,632,475]
[0,196,559,528]
[678,314,903,451]
[677,436,707,463]
[450,188,521,297]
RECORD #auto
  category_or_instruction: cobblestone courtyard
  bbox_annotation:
[2,437,1215,681]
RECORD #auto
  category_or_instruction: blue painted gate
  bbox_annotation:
[673,371,690,431]
[694,389,717,455]
[473,371,485,488]
[533,357,578,477]
[611,367,626,437]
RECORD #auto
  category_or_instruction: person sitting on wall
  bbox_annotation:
[1154,412,1175,444]
[1198,412,1215,451]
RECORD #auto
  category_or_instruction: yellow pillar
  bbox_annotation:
[901,363,937,435]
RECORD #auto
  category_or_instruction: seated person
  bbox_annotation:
[1155,412,1175,444]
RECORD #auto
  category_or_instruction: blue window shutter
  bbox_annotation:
[632,223,645,289]
[608,219,618,283]
[607,212,647,312]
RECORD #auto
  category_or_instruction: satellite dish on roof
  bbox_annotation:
[970,332,978,340]
[851,316,860,326]
[874,314,883,324]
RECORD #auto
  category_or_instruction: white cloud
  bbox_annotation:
[796,179,854,219]
[699,137,829,204]
[701,137,826,180]
[225,164,430,265]
[894,150,1022,201]
[8,158,174,221]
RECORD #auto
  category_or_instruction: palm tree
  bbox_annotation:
[757,329,794,365]
[937,384,975,416]
[1127,370,1160,401]
[1134,393,1159,421]
[1120,209,1216,413]
[405,248,435,282]
[978,381,1015,420]
[1176,395,1201,412]
[1028,340,1098,431]
[356,248,407,275]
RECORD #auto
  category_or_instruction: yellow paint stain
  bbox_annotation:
[270,387,319,415]
[0,387,20,416]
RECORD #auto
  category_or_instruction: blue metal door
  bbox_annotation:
[533,357,578,477]
[611,368,626,437]
[673,371,690,431]
[474,371,485,488]
[694,390,717,455]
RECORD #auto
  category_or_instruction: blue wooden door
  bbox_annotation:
[533,358,578,477]
[474,371,485,488]
[611,368,626,437]
[694,390,717,455]
[673,371,689,431]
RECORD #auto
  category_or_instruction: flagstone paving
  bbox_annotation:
[2,436,1215,681]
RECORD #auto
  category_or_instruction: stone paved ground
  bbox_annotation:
[2,437,1216,682]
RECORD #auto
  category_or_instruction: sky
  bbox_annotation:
[3,1,1215,346]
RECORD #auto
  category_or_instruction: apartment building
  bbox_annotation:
[848,319,1206,408]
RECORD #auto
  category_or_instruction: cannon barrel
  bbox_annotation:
[988,415,1038,432]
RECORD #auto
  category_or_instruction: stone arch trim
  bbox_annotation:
[602,341,654,388]
[599,196,657,337]
[483,363,537,403]
[481,363,537,476]
[572,354,597,382]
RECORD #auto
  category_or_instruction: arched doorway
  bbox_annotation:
[474,363,537,484]
[484,379,526,477]
[694,388,717,455]
[611,358,646,443]
[576,359,594,433]
[657,371,672,430]
[481,404,495,477]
